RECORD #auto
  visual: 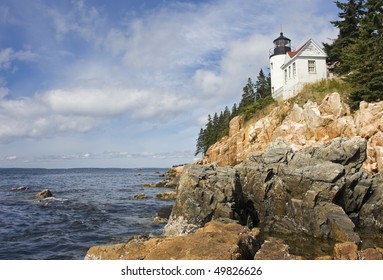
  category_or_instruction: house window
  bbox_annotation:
[284,69,287,83]
[288,66,291,79]
[293,62,296,77]
[308,60,316,73]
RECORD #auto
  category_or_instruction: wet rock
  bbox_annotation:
[153,216,168,223]
[34,189,53,199]
[85,221,260,260]
[154,191,176,200]
[133,193,147,200]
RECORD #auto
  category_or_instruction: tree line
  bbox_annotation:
[324,0,383,108]
[195,69,272,156]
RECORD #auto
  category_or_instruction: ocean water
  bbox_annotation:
[0,168,174,260]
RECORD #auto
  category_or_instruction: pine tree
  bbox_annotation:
[255,69,271,98]
[345,0,383,107]
[238,78,255,110]
[323,0,363,73]
[195,128,205,156]
[231,103,238,118]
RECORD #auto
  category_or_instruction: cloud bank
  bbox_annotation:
[0,0,338,166]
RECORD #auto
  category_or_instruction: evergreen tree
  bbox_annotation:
[195,128,205,156]
[231,103,238,118]
[345,0,383,107]
[238,78,255,110]
[323,0,363,73]
[255,69,271,98]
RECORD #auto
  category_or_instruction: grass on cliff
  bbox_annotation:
[289,78,351,107]
[245,77,351,125]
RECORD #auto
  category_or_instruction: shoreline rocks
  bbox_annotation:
[86,136,383,260]
[85,221,261,260]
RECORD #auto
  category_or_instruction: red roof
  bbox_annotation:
[287,40,309,58]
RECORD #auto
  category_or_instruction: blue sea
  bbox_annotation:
[0,168,174,260]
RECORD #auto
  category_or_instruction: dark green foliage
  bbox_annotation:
[323,0,363,72]
[343,0,383,108]
[238,77,256,109]
[239,96,275,121]
[326,0,383,108]
[255,69,271,99]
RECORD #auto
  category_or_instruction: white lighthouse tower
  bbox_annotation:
[269,32,292,99]
[269,32,328,100]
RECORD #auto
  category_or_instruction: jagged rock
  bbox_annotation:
[358,173,383,229]
[164,164,245,236]
[170,137,376,243]
[85,221,260,260]
[254,238,304,260]
[203,92,383,173]
[34,189,53,199]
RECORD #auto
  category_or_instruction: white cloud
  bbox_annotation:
[0,0,339,167]
[0,48,37,70]
[6,155,17,161]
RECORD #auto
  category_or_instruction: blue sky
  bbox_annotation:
[0,0,339,168]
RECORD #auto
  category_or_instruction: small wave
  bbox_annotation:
[42,197,68,202]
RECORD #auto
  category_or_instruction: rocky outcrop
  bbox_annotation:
[204,92,383,174]
[165,137,380,244]
[154,191,177,200]
[34,189,53,199]
[85,221,260,260]
[163,164,244,236]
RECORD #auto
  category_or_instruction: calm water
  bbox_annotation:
[0,168,174,260]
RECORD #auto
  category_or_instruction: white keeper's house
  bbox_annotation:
[269,32,328,101]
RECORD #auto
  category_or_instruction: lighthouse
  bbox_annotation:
[269,32,328,100]
[269,32,292,98]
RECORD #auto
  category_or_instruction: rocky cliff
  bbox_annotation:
[164,137,382,241]
[85,92,383,260]
[203,92,383,173]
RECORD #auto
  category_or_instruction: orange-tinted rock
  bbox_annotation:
[359,247,383,260]
[334,242,358,260]
[202,92,383,173]
[85,222,260,260]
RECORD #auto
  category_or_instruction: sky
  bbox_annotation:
[0,0,339,168]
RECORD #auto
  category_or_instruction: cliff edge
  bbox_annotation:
[203,92,383,174]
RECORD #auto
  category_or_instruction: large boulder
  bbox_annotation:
[164,164,245,236]
[85,221,260,260]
